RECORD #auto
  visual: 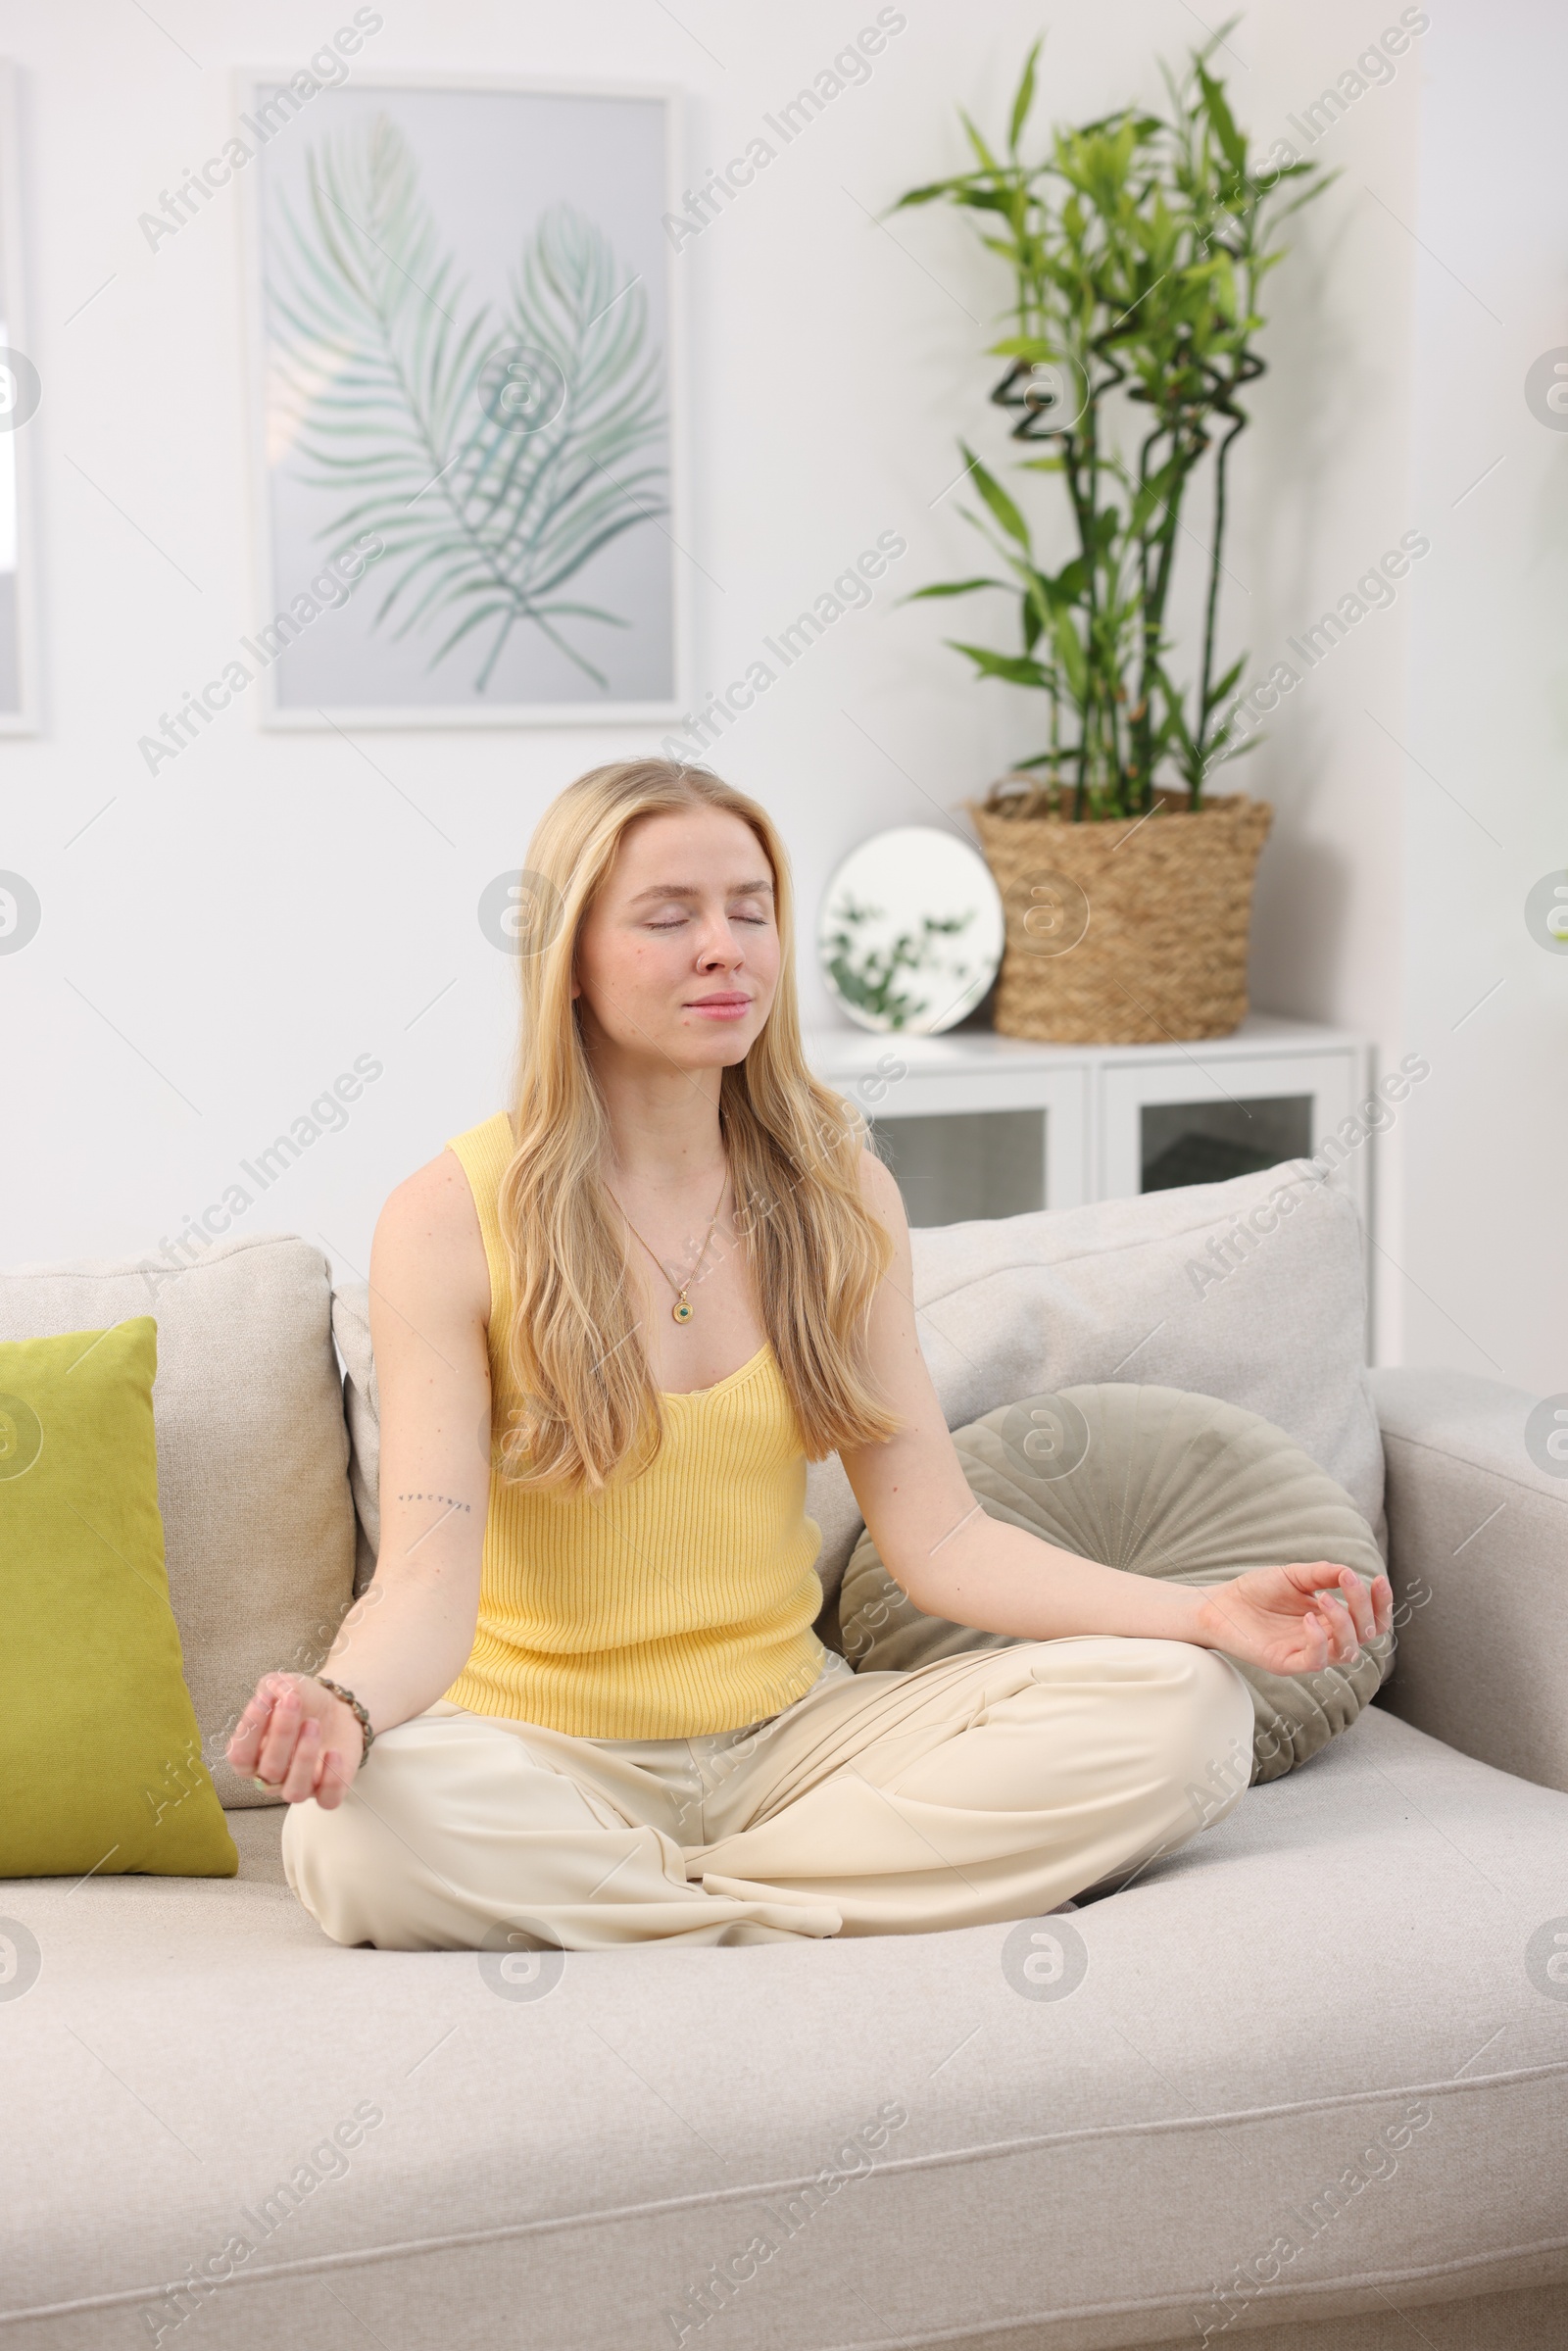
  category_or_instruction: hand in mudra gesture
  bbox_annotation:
[1194,1562,1393,1679]
[226,1673,364,1810]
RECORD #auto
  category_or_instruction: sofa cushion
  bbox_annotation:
[331,1162,1385,1626]
[838,1383,1393,1782]
[0,1234,357,1809]
[0,1706,1562,2349]
[0,1317,236,1877]
[808,1158,1383,1608]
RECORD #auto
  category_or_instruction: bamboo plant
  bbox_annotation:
[896,32,1331,818]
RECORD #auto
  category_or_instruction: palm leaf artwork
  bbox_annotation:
[267,115,668,693]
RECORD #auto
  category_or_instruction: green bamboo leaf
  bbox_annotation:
[1129,459,1183,537]
[953,187,1024,217]
[901,577,1008,600]
[888,180,955,209]
[946,640,1053,687]
[987,333,1061,361]
[1053,612,1089,702]
[1020,564,1060,614]
[959,109,1002,173]
[1197,65,1248,177]
[960,444,1032,550]
[1008,37,1044,155]
[888,173,987,210]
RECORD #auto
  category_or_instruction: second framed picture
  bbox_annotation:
[239,71,686,728]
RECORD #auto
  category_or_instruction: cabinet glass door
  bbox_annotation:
[1099,1052,1363,1213]
[870,1110,1047,1227]
[1140,1095,1314,1191]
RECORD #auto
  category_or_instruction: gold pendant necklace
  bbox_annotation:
[612,1162,729,1325]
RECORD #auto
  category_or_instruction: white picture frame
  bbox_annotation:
[0,62,40,736]
[235,67,688,731]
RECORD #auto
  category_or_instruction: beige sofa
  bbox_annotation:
[3,1161,1566,2351]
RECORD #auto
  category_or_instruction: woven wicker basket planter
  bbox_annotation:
[970,790,1273,1045]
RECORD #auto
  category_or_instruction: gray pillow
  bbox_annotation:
[833,1384,1393,1784]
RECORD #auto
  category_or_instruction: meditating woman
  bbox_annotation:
[231,758,1391,1950]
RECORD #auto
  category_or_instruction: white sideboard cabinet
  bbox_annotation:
[805,1013,1372,1230]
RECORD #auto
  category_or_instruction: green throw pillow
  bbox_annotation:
[834,1383,1394,1785]
[0,1317,237,1877]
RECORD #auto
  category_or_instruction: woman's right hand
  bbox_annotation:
[226,1673,365,1810]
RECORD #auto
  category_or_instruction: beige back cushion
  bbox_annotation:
[0,1234,357,1807]
[836,1384,1393,1783]
[807,1162,1385,1616]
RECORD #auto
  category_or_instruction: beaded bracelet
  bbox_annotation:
[314,1676,376,1762]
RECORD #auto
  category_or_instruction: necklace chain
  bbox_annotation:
[610,1161,729,1325]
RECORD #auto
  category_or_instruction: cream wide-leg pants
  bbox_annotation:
[280,1637,1256,1951]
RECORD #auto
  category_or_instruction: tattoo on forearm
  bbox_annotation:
[396,1494,472,1510]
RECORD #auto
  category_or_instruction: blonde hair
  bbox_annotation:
[494,759,897,1491]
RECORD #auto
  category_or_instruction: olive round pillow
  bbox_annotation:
[836,1384,1393,1784]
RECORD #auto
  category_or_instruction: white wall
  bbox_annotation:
[0,0,1553,1389]
[1396,0,1568,1396]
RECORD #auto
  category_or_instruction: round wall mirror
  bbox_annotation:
[817,825,1004,1033]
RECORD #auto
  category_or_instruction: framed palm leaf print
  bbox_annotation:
[239,73,685,727]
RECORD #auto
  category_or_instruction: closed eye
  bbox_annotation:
[646,906,769,929]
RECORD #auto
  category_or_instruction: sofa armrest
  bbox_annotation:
[1369,1366,1568,1793]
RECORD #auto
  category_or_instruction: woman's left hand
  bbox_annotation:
[1195,1562,1393,1677]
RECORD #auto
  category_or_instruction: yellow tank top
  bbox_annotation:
[438,1112,828,1738]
